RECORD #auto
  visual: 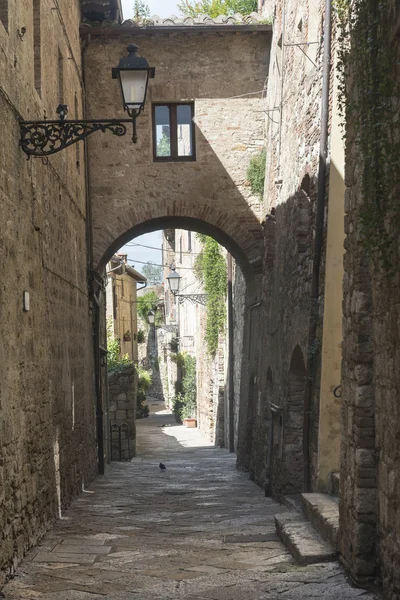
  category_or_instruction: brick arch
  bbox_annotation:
[96,214,263,291]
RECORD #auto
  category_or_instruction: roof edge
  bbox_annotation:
[80,23,272,36]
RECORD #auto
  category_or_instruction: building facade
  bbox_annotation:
[106,254,146,363]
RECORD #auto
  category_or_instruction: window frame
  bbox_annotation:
[152,102,196,163]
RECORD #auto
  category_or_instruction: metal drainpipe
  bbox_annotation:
[81,34,105,475]
[93,291,105,475]
[303,0,332,493]
[227,254,235,453]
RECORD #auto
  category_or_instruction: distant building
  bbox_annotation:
[106,255,146,363]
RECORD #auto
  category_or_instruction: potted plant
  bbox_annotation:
[182,400,197,428]
[123,330,132,342]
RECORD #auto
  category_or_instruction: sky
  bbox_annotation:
[121,0,181,19]
[118,0,182,277]
[119,232,164,276]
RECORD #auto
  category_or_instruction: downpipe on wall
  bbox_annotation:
[82,33,105,475]
[303,0,332,493]
[92,284,105,476]
[227,254,235,453]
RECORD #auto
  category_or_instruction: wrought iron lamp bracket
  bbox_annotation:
[177,294,207,307]
[19,106,140,159]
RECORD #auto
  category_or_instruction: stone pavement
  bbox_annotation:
[1,399,379,600]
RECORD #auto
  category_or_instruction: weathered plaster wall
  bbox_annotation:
[317,50,345,491]
[0,0,97,581]
[106,263,143,364]
[84,27,269,277]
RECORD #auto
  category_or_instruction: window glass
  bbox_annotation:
[176,105,193,157]
[155,106,171,157]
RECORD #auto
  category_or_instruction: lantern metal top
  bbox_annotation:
[114,44,155,74]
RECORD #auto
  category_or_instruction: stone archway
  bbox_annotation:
[84,22,268,470]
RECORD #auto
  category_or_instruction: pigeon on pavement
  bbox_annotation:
[159,462,166,470]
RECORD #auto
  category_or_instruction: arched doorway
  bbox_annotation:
[283,345,306,494]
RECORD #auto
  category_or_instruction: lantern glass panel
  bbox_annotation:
[120,70,148,111]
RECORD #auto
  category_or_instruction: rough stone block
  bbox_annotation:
[354,488,376,514]
[274,512,337,565]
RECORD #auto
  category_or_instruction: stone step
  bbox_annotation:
[282,494,303,512]
[301,493,339,549]
[275,512,337,565]
[332,471,340,497]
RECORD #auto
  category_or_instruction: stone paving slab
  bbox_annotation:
[0,398,380,600]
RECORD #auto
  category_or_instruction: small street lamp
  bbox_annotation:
[20,45,155,158]
[147,310,155,325]
[166,267,181,295]
[166,266,207,307]
[112,44,155,119]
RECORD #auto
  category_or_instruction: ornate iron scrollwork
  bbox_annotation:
[19,112,137,158]
[161,325,179,334]
[333,385,342,399]
[178,294,207,307]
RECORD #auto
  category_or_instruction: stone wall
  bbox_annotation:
[0,0,97,582]
[109,365,137,460]
[340,8,400,594]
[238,0,331,497]
[138,321,165,401]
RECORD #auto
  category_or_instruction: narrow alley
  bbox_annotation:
[3,401,377,600]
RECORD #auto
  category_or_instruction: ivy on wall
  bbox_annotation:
[336,0,400,274]
[194,235,227,357]
[172,353,197,421]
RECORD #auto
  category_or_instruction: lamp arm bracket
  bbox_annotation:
[177,294,207,307]
[19,117,137,158]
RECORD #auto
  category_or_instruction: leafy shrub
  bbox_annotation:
[169,337,179,354]
[247,149,266,199]
[137,330,145,344]
[173,353,197,421]
[107,318,131,371]
[136,367,152,419]
[172,392,185,423]
[137,291,162,326]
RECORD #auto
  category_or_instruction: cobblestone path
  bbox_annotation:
[2,399,378,599]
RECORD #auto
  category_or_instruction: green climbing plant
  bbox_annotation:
[335,0,400,274]
[172,353,197,421]
[194,235,227,357]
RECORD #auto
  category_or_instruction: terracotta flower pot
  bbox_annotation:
[183,418,197,428]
